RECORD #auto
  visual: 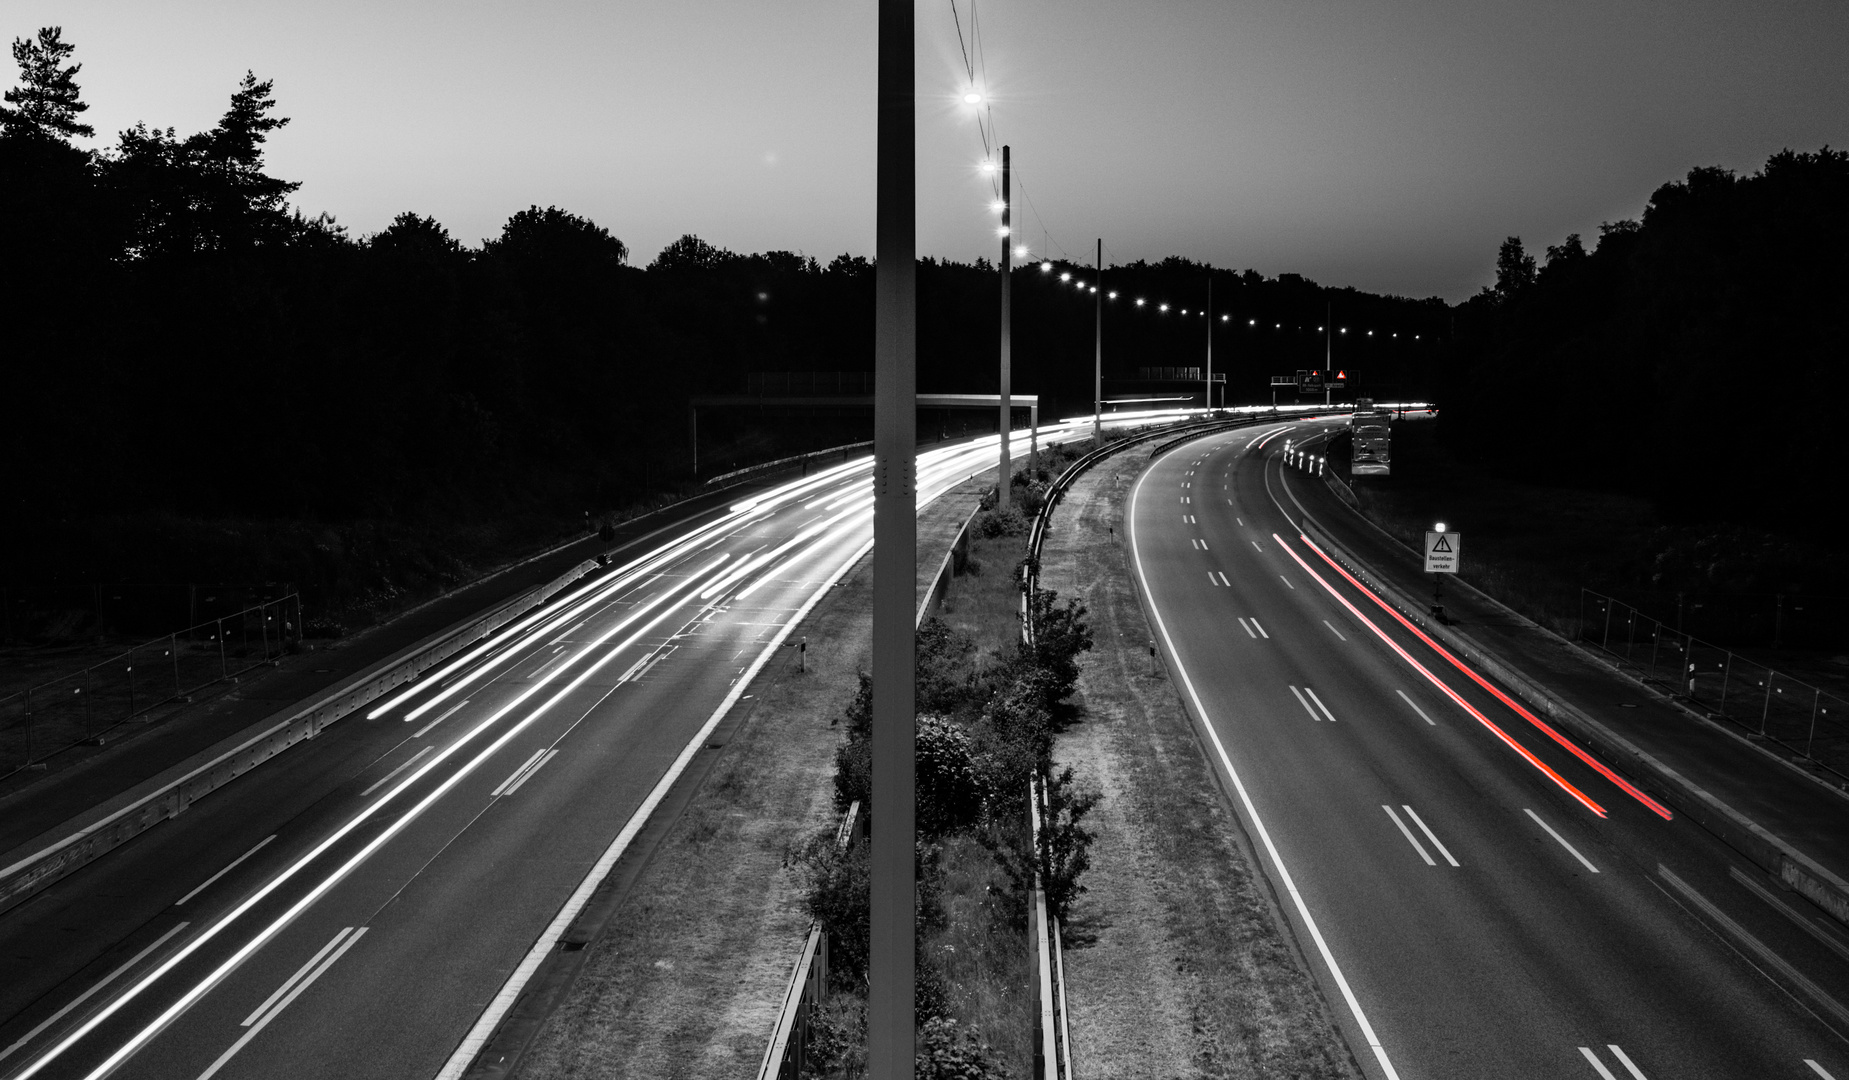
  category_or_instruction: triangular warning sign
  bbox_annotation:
[1337,370,1347,379]
[1432,535,1453,552]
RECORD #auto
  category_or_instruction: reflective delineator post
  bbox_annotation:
[997,145,1012,508]
[870,1,917,1074]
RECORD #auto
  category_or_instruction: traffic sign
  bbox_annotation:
[1423,530,1461,574]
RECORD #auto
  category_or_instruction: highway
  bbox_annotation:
[1130,420,1849,1080]
[0,420,1129,1080]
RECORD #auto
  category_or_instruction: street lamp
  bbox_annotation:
[963,90,983,105]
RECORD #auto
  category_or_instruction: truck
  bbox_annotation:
[1349,404,1391,476]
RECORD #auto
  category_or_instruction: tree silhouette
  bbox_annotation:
[1,27,92,142]
[1494,236,1535,300]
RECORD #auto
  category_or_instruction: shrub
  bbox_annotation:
[979,765,1100,930]
[973,506,1027,539]
[916,618,978,716]
[788,830,871,986]
[916,717,984,838]
[799,994,865,1079]
[915,1017,1009,1080]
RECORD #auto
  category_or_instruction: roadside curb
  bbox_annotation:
[1296,514,1849,930]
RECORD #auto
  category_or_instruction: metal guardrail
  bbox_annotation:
[758,800,862,1080]
[703,440,875,488]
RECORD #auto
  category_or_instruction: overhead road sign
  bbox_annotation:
[1423,530,1461,573]
[1270,375,1296,388]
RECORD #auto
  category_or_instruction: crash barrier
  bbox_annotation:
[917,506,977,629]
[703,440,876,489]
[1029,775,1075,1080]
[0,594,301,778]
[1299,516,1849,930]
[0,559,601,916]
[758,801,863,1080]
[1580,589,1847,781]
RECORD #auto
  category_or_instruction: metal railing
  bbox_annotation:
[1580,589,1846,778]
[0,594,301,776]
[757,800,862,1080]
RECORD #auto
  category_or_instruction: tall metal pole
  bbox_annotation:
[1205,277,1213,415]
[997,145,1012,508]
[1093,238,1102,444]
[870,1,917,1074]
[1325,300,1333,407]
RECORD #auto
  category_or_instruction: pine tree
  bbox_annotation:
[0,27,94,142]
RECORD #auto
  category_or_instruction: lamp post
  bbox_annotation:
[1094,238,1102,444]
[997,145,1012,509]
[1204,277,1213,416]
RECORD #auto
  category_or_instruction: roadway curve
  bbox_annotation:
[0,423,1107,1080]
[1129,420,1849,1080]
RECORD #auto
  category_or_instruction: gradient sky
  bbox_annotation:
[11,1,1847,300]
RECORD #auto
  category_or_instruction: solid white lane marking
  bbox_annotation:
[1126,458,1401,1080]
[1402,805,1459,866]
[1322,619,1345,640]
[1527,809,1599,873]
[1580,1047,1620,1080]
[1289,685,1321,722]
[1729,866,1849,963]
[205,928,367,1080]
[0,923,190,1063]
[1217,572,1231,587]
[491,748,548,798]
[1661,865,1849,1030]
[359,746,434,798]
[1250,618,1269,638]
[1304,687,1339,723]
[1607,1045,1648,1079]
[1808,1060,1836,1078]
[501,749,559,796]
[241,928,350,1027]
[1383,805,1435,865]
[1238,618,1258,639]
[1280,575,1295,590]
[412,698,470,736]
[1396,689,1437,726]
[176,837,275,906]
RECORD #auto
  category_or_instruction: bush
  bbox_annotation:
[916,618,978,716]
[979,765,1100,929]
[788,831,871,986]
[799,994,865,1079]
[915,1017,1009,1080]
[916,717,983,838]
[973,506,1027,539]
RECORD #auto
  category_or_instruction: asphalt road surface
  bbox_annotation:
[1129,420,1849,1080]
[0,420,1110,1080]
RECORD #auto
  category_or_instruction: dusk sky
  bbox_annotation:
[12,1,1847,301]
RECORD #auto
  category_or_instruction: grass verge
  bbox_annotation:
[1037,449,1365,1079]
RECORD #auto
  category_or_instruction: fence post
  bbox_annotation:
[171,633,182,699]
[126,646,136,717]
[1809,688,1822,760]
[1762,675,1775,735]
[23,685,32,767]
[1648,621,1661,675]
[1720,653,1732,710]
[218,619,228,680]
[262,602,271,660]
[1601,597,1613,650]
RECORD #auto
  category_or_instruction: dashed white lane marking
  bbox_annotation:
[1249,617,1268,638]
[1216,572,1231,587]
[491,748,547,798]
[1383,806,1435,865]
[1807,1060,1837,1079]
[1303,686,1339,723]
[1526,809,1599,873]
[1237,517,1244,525]
[1606,1045,1648,1079]
[176,836,276,906]
[1579,1047,1620,1080]
[1728,866,1849,963]
[1280,575,1296,590]
[1251,540,1262,552]
[1402,805,1459,866]
[1238,618,1258,638]
[203,928,369,1080]
[1208,571,1221,587]
[1395,689,1437,726]
[1322,619,1346,640]
[1192,538,1209,550]
[500,749,559,796]
[0,923,191,1063]
[359,746,434,798]
[413,698,471,736]
[1289,685,1322,722]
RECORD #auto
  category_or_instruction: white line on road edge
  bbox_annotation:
[1129,461,1402,1080]
[1289,686,1322,722]
[1606,1044,1648,1079]
[1580,1046,1620,1080]
[1250,618,1269,639]
[1526,809,1599,873]
[413,697,471,732]
[1383,806,1435,865]
[204,928,367,1080]
[1729,867,1849,963]
[1395,690,1436,726]
[1808,1060,1837,1079]
[1304,687,1339,723]
[176,837,276,907]
[1238,618,1258,639]
[1401,805,1459,867]
[433,536,875,1080]
[0,923,190,1064]
[360,746,435,798]
[1660,865,1849,1031]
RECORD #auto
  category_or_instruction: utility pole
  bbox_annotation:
[1325,300,1333,407]
[870,0,916,1073]
[1205,277,1213,415]
[997,145,1012,508]
[1094,238,1102,444]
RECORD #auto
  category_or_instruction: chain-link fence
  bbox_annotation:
[1580,589,1845,779]
[0,594,301,777]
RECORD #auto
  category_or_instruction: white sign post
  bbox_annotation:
[1423,529,1460,621]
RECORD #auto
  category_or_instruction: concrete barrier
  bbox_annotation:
[0,557,604,915]
[1297,516,1849,929]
